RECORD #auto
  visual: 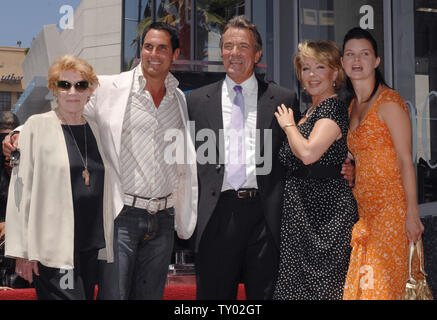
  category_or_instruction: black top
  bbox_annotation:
[61,123,105,253]
[280,97,349,171]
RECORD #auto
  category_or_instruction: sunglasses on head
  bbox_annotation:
[56,80,90,92]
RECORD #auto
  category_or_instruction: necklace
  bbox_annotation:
[305,94,338,118]
[56,109,90,187]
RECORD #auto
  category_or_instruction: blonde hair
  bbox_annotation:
[47,55,99,93]
[294,40,345,90]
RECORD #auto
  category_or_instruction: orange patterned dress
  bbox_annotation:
[343,89,410,300]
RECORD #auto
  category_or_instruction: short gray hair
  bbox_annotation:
[220,15,263,53]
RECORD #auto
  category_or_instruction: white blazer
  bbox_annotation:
[84,68,198,253]
[5,111,114,268]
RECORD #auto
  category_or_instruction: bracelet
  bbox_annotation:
[283,123,296,129]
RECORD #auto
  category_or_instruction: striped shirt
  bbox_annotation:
[120,64,182,198]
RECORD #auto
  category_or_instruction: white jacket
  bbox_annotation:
[5,111,114,268]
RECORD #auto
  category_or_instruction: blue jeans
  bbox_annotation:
[99,205,174,300]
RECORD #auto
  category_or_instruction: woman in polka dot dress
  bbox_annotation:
[273,40,358,300]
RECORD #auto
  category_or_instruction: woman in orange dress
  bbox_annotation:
[341,27,424,300]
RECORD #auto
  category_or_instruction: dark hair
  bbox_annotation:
[0,111,19,131]
[141,22,180,52]
[342,27,389,102]
[220,15,263,53]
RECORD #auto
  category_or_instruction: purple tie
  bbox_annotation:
[227,85,246,190]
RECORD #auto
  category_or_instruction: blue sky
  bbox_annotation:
[0,0,82,48]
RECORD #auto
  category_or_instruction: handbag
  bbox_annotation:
[404,239,434,300]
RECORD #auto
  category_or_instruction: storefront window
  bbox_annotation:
[251,0,271,79]
[155,0,192,62]
[299,0,384,51]
[298,0,385,105]
[193,0,244,72]
[0,92,11,111]
[415,0,437,203]
[123,0,151,71]
[122,0,250,74]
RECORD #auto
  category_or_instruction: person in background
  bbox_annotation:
[273,40,358,300]
[0,111,20,290]
[341,27,423,300]
[5,55,112,300]
[0,111,20,240]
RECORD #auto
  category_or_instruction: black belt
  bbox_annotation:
[221,189,259,200]
[288,164,343,179]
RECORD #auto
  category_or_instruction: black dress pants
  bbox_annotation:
[34,250,99,300]
[196,192,279,300]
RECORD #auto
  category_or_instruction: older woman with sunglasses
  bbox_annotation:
[5,55,113,300]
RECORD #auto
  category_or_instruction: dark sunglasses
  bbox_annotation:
[56,80,90,92]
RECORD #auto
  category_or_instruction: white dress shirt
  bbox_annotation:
[221,73,259,191]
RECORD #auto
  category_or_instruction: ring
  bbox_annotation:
[17,271,22,274]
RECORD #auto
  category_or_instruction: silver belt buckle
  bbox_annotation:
[146,197,161,214]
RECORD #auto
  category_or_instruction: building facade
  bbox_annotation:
[0,47,26,112]
[15,0,122,123]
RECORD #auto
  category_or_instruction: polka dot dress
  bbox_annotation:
[273,98,358,300]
